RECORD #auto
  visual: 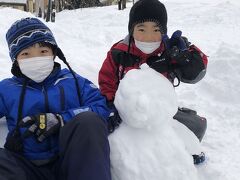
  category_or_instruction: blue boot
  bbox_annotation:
[193,152,205,165]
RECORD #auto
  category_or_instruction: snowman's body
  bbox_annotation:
[109,65,201,180]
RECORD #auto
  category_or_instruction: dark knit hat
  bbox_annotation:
[6,17,63,62]
[128,0,167,34]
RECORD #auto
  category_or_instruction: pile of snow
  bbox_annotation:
[109,65,200,180]
[115,65,178,129]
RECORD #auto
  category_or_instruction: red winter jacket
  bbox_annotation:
[98,35,208,102]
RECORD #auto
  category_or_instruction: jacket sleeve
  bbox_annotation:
[60,78,110,123]
[175,45,208,84]
[0,93,7,119]
[98,50,119,102]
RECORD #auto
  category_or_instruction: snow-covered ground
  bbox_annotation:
[0,0,240,179]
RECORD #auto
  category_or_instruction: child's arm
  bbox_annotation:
[0,94,7,119]
[162,31,208,84]
[171,44,208,84]
[98,51,119,102]
[59,77,110,123]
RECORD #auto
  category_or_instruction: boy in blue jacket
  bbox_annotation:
[0,17,111,180]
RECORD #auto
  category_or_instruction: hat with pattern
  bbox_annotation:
[6,17,59,61]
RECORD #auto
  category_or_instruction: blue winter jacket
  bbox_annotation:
[0,64,109,161]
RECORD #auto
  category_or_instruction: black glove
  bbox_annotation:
[148,30,191,73]
[19,113,64,142]
[108,111,122,133]
[107,102,122,133]
[168,46,192,66]
[4,129,24,153]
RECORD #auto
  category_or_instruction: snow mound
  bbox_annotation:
[114,64,178,129]
[109,65,199,180]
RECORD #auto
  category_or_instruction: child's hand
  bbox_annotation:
[19,113,64,142]
[162,30,190,51]
[108,111,122,133]
[162,30,192,66]
[107,102,122,133]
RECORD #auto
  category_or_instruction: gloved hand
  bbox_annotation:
[162,30,190,51]
[19,113,64,142]
[162,30,192,66]
[108,111,122,133]
[107,102,122,133]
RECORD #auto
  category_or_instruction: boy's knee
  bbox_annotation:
[74,111,106,126]
[0,149,27,179]
[174,108,207,142]
[63,111,107,135]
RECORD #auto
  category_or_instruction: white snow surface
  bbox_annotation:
[0,0,240,179]
[0,0,26,4]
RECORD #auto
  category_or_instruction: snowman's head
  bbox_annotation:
[114,65,178,129]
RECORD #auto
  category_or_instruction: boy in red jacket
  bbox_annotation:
[99,0,207,164]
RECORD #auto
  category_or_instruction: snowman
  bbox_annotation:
[109,65,203,180]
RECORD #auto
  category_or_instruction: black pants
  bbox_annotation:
[0,112,111,180]
[173,107,207,142]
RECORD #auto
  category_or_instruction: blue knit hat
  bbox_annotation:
[6,17,59,62]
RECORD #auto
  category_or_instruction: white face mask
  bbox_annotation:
[18,56,54,83]
[135,40,161,54]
